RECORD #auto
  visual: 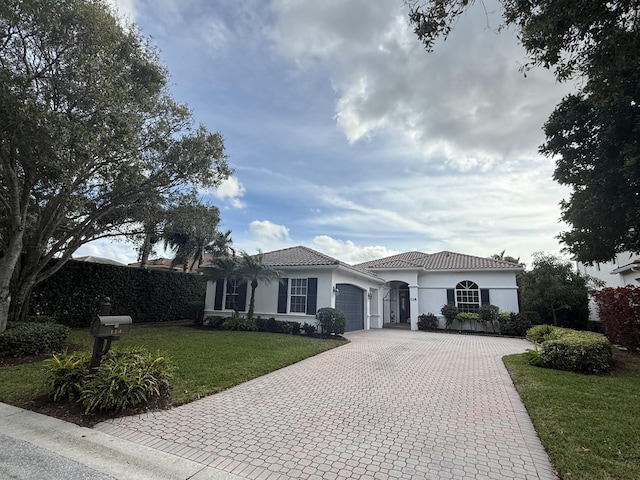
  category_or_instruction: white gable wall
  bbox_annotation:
[418,270,519,311]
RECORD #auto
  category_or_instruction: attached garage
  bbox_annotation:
[335,283,364,331]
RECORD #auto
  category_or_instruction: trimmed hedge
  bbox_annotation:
[315,308,346,336]
[418,313,439,330]
[30,259,206,326]
[0,322,70,357]
[526,326,613,373]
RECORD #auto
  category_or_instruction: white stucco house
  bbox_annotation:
[203,246,523,331]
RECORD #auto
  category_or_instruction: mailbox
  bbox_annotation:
[91,315,132,339]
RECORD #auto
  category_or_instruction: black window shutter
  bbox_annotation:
[446,289,455,305]
[306,277,318,315]
[237,281,248,311]
[214,280,224,310]
[481,289,490,305]
[277,278,289,313]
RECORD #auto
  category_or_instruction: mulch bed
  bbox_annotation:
[1,343,174,428]
[22,390,174,428]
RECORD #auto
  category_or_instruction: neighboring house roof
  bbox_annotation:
[74,256,126,266]
[262,246,383,282]
[356,251,523,271]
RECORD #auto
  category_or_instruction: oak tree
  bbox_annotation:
[0,0,231,330]
[407,0,640,262]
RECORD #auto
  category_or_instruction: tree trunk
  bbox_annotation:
[139,233,153,268]
[248,281,257,320]
[551,308,558,326]
[9,281,35,324]
[0,229,25,332]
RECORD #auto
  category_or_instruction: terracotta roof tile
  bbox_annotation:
[262,246,382,281]
[356,251,522,271]
[262,246,340,267]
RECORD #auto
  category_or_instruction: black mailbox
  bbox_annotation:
[91,315,132,339]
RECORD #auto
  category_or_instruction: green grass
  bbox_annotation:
[504,350,640,480]
[0,326,345,406]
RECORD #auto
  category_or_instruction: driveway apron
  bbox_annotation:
[95,330,556,480]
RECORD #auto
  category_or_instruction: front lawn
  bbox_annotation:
[504,350,640,480]
[0,325,345,410]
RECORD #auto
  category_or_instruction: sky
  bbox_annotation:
[75,0,576,267]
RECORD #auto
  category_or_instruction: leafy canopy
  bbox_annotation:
[0,0,231,329]
[407,0,640,262]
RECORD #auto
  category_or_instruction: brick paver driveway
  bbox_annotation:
[95,329,556,480]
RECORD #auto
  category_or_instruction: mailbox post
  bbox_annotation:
[89,297,132,372]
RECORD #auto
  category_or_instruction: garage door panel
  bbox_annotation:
[336,283,364,332]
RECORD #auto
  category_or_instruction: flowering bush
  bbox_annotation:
[594,287,640,352]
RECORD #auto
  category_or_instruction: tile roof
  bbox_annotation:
[356,251,523,271]
[262,246,382,281]
[262,246,341,267]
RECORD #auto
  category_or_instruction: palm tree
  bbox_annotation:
[207,229,235,259]
[201,256,241,311]
[163,198,222,272]
[235,251,281,320]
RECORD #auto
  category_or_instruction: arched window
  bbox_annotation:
[456,280,480,313]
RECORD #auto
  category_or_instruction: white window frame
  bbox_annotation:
[290,278,308,313]
[456,280,480,313]
[225,279,239,310]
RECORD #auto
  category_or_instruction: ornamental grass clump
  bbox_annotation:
[525,326,612,374]
[45,347,173,413]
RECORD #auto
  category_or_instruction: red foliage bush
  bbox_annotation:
[593,287,640,352]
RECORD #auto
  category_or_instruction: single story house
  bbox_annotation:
[203,246,523,331]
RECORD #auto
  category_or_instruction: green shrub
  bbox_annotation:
[440,304,458,329]
[186,301,204,324]
[521,310,543,325]
[586,320,604,334]
[499,312,531,336]
[222,313,257,331]
[30,258,206,326]
[526,324,557,344]
[478,304,500,331]
[265,317,279,333]
[44,347,174,413]
[302,322,317,335]
[80,348,173,413]
[0,322,70,357]
[418,313,439,330]
[287,322,301,335]
[456,312,479,329]
[45,351,91,401]
[525,326,613,373]
[316,307,346,336]
[203,316,225,329]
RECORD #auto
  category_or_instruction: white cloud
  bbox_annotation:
[267,0,573,171]
[249,220,290,242]
[107,0,137,22]
[74,239,140,265]
[310,236,400,264]
[211,176,246,208]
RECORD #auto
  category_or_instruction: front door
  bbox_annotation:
[399,286,410,322]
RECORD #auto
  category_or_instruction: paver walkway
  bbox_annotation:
[95,329,557,480]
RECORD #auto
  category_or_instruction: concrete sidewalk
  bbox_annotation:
[0,402,242,479]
